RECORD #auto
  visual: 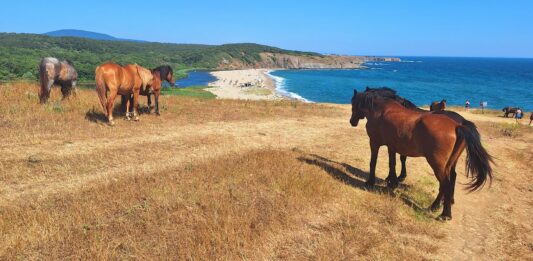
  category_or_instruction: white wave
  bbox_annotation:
[266,71,313,103]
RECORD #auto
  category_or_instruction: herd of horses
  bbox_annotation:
[38,57,175,125]
[38,57,498,221]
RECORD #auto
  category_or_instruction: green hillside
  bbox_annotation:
[0,33,318,82]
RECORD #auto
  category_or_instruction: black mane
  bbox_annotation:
[359,87,419,110]
[152,65,173,81]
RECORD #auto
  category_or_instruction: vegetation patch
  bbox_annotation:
[161,86,216,99]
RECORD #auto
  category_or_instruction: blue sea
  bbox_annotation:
[175,71,216,87]
[268,57,533,111]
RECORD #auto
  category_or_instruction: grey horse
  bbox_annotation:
[38,57,78,103]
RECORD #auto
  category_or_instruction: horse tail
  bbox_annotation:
[456,120,494,191]
[95,66,107,115]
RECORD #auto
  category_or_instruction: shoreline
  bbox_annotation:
[207,69,286,101]
[207,69,313,102]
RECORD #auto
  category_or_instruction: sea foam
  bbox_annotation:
[266,71,312,102]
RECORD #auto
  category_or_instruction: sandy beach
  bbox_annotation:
[208,69,285,100]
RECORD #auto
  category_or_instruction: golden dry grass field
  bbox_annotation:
[0,82,532,260]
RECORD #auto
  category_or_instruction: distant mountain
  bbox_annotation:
[44,29,146,42]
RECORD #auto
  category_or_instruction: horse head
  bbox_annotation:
[350,89,365,127]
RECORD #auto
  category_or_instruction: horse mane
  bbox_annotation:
[361,87,419,110]
[152,65,173,81]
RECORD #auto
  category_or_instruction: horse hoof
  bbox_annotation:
[108,121,115,126]
[134,117,140,121]
[365,180,375,187]
[398,175,406,182]
[155,112,160,116]
[387,180,399,189]
[437,215,452,221]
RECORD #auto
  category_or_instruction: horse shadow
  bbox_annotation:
[298,154,427,212]
[85,102,155,123]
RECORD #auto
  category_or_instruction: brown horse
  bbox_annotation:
[530,113,533,126]
[365,88,467,195]
[122,65,175,116]
[350,87,493,220]
[38,57,78,103]
[429,99,447,111]
[502,107,519,118]
[95,62,153,125]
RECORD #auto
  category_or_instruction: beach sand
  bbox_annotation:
[208,69,285,100]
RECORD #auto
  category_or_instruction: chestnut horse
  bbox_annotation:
[38,57,78,103]
[530,113,533,126]
[350,87,493,220]
[430,99,447,112]
[95,62,153,125]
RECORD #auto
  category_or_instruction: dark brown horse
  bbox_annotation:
[530,113,533,126]
[38,57,78,103]
[430,99,447,112]
[122,65,175,116]
[502,107,519,118]
[365,88,467,196]
[350,87,493,220]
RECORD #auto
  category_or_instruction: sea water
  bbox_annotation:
[269,57,533,111]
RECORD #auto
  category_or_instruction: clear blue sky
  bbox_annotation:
[1,0,532,57]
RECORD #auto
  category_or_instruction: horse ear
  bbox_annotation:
[365,86,370,91]
[353,89,357,95]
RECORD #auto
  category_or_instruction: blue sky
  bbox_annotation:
[1,0,532,57]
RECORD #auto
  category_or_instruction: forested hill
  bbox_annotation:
[0,33,319,81]
[0,33,399,82]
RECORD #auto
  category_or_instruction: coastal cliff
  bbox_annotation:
[216,52,400,70]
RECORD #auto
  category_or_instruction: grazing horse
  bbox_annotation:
[38,57,78,103]
[350,87,493,220]
[502,107,519,118]
[530,113,533,126]
[95,62,153,125]
[122,65,175,116]
[430,99,447,112]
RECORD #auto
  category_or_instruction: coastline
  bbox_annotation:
[207,69,286,101]
[207,69,315,102]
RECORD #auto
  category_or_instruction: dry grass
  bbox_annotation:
[0,82,531,260]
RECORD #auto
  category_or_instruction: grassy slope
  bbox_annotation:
[0,82,531,260]
[0,33,319,82]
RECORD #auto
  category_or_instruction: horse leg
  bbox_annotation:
[440,177,453,220]
[398,155,407,182]
[60,83,72,100]
[154,91,160,116]
[40,79,53,103]
[106,91,117,125]
[386,148,399,188]
[132,91,140,121]
[147,93,152,113]
[124,96,132,121]
[450,164,457,205]
[427,157,447,213]
[366,143,380,186]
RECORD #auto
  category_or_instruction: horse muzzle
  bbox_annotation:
[350,117,359,127]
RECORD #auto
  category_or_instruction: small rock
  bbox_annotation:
[28,155,42,163]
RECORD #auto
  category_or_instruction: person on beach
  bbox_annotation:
[515,108,523,122]
[465,100,470,111]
